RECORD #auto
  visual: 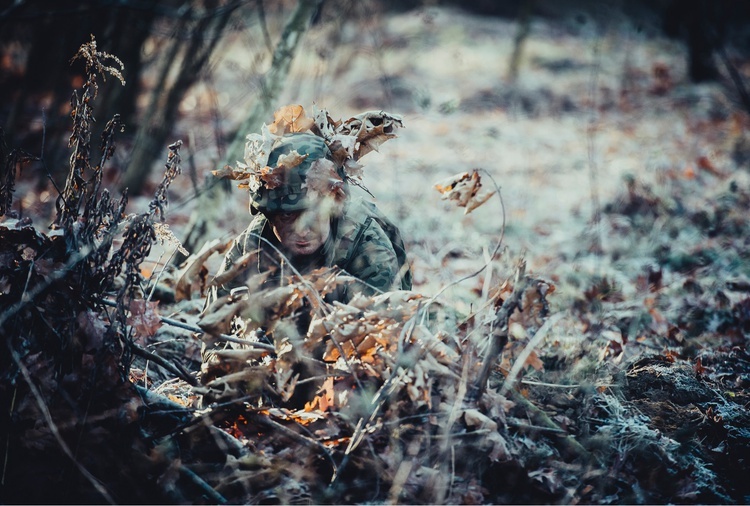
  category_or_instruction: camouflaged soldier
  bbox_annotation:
[208,132,412,306]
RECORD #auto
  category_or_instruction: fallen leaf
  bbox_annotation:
[127,300,162,342]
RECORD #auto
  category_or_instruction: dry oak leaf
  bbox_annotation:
[244,126,277,169]
[258,165,284,190]
[434,169,495,214]
[240,283,306,330]
[128,300,162,342]
[210,250,261,288]
[304,159,347,202]
[174,238,227,301]
[259,149,310,190]
[268,104,315,135]
[198,292,249,337]
[311,105,338,140]
[337,110,404,160]
[212,164,248,181]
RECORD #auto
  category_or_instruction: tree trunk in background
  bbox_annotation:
[121,0,237,195]
[0,1,157,181]
[98,4,158,130]
[175,0,324,263]
[506,0,534,83]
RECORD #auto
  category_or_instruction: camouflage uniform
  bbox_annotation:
[200,133,411,404]
[208,133,412,305]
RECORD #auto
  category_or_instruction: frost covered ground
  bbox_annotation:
[164,5,744,310]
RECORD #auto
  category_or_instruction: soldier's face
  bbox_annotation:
[268,208,331,257]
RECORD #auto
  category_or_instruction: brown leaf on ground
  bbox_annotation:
[240,283,306,331]
[198,293,249,337]
[211,251,261,288]
[127,300,162,343]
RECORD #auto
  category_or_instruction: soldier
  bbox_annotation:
[208,131,412,308]
[200,131,412,400]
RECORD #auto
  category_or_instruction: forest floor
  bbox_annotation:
[4,4,750,504]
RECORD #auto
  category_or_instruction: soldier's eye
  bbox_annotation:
[274,212,297,225]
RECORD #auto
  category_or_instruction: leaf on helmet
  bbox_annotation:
[356,126,393,159]
[258,149,308,190]
[276,150,308,171]
[311,105,338,140]
[243,124,277,171]
[343,159,364,181]
[212,164,247,180]
[268,104,315,135]
[434,169,495,214]
[259,165,284,189]
[337,111,404,160]
[304,159,347,203]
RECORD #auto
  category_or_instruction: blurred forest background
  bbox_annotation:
[3,0,750,503]
[3,0,749,265]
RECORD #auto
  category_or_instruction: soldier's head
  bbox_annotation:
[249,133,349,257]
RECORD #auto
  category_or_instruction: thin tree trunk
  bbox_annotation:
[506,0,534,83]
[121,1,236,195]
[176,0,323,262]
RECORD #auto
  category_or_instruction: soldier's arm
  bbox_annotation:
[345,224,401,295]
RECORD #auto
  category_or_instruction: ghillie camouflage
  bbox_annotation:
[248,133,345,214]
[210,196,412,304]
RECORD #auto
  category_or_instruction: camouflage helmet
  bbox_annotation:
[249,133,347,215]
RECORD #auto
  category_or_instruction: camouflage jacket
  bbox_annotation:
[208,198,412,305]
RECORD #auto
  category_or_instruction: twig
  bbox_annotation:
[500,311,564,396]
[9,348,116,504]
[422,169,506,317]
[98,298,276,352]
[469,260,528,400]
[586,24,603,256]
[333,347,417,486]
[506,418,566,434]
[1,387,17,485]
[0,245,95,328]
[256,0,274,54]
[521,379,580,388]
[146,247,178,302]
[129,342,198,386]
[178,465,228,504]
[508,390,591,461]
[253,414,337,474]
